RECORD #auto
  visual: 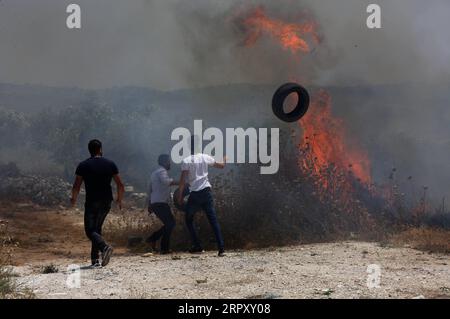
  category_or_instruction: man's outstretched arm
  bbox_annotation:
[213,156,227,169]
[70,175,83,206]
[113,174,125,209]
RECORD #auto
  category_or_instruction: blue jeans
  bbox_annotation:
[185,187,224,251]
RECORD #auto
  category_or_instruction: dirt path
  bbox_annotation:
[12,242,450,299]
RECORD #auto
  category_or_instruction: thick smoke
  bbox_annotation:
[1,0,450,203]
[1,0,449,89]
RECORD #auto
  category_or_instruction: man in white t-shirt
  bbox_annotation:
[177,136,226,257]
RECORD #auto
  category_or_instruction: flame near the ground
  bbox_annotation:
[300,90,371,185]
[241,6,371,186]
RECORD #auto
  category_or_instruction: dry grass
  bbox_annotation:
[0,221,35,299]
[41,264,59,274]
[103,209,153,247]
[0,221,15,298]
[103,209,194,252]
[389,227,450,254]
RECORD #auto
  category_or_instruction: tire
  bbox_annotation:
[272,83,310,122]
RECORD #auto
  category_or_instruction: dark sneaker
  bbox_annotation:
[218,249,226,257]
[160,250,172,255]
[91,259,101,268]
[189,247,205,254]
[145,238,158,251]
[101,246,113,267]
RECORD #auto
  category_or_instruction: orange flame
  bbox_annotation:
[300,90,371,185]
[242,6,320,55]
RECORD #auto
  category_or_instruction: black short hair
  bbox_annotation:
[88,139,102,157]
[158,154,170,166]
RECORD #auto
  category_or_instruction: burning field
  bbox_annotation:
[1,3,449,250]
[1,0,450,299]
[157,5,450,255]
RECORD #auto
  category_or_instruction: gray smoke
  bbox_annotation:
[1,0,449,89]
[1,0,450,204]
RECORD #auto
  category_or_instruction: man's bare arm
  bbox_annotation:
[177,171,189,204]
[70,175,83,206]
[213,156,227,169]
[113,174,125,209]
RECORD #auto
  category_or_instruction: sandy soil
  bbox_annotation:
[11,242,450,299]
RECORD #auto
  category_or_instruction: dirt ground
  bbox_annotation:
[1,203,450,299]
[10,242,450,299]
[0,202,128,265]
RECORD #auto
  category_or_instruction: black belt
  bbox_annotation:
[190,187,211,194]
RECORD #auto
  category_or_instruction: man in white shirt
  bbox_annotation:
[147,154,178,254]
[177,136,226,257]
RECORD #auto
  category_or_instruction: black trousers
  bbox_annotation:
[147,203,175,253]
[84,200,111,262]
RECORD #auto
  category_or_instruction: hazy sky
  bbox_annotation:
[1,0,449,90]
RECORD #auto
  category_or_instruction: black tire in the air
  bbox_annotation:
[272,83,310,122]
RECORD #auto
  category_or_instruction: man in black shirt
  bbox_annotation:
[71,139,125,267]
